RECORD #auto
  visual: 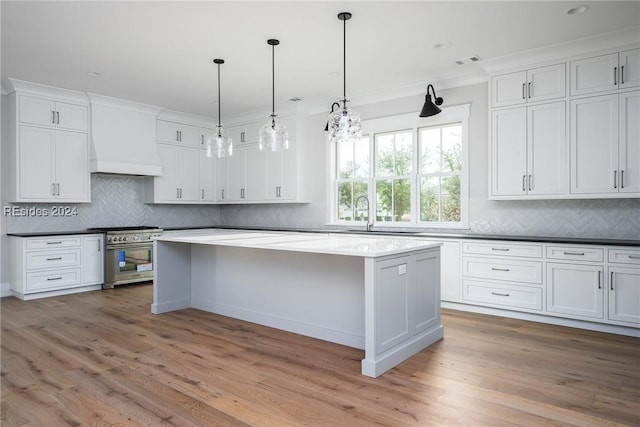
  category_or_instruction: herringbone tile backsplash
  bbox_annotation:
[5,174,640,240]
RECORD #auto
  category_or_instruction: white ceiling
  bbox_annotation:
[2,1,640,119]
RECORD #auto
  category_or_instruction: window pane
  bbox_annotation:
[353,181,369,222]
[354,136,370,178]
[393,179,411,222]
[337,182,353,220]
[395,131,413,175]
[420,128,441,174]
[441,175,461,221]
[338,139,354,179]
[420,177,440,222]
[442,125,462,172]
[375,180,393,221]
[375,134,395,176]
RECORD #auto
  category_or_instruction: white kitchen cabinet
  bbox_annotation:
[17,126,89,202]
[491,101,566,197]
[199,149,215,202]
[82,234,104,285]
[491,63,565,108]
[216,154,228,202]
[222,144,266,201]
[570,49,640,96]
[19,95,88,131]
[547,262,604,320]
[438,240,462,302]
[571,91,639,195]
[608,266,640,325]
[9,234,103,300]
[148,144,200,202]
[156,119,200,147]
[265,143,297,200]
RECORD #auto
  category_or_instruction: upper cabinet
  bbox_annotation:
[489,45,639,201]
[156,119,200,147]
[491,63,566,108]
[6,80,91,203]
[570,49,640,96]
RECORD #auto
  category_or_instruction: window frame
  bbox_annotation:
[328,103,470,229]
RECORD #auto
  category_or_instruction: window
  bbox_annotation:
[330,104,469,229]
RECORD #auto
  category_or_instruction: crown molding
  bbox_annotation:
[6,78,89,104]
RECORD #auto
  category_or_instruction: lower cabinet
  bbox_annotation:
[608,266,640,325]
[9,234,104,300]
[546,262,605,320]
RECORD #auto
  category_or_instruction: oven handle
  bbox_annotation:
[106,244,153,251]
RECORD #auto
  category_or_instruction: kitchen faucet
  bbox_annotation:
[354,195,374,232]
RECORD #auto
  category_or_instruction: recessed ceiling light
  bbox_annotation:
[433,41,451,50]
[88,71,101,77]
[566,5,588,15]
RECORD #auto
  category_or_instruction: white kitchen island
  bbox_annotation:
[152,229,443,377]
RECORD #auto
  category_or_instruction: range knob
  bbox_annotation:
[133,235,139,241]
[122,236,128,242]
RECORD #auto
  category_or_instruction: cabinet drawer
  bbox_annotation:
[462,242,542,258]
[26,268,81,291]
[609,248,640,265]
[463,256,542,284]
[26,249,81,270]
[25,237,81,250]
[546,246,603,262]
[463,280,543,310]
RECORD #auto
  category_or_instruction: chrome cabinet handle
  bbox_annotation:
[621,170,625,189]
[201,135,204,146]
[46,241,62,245]
[52,183,56,196]
[522,175,526,192]
[52,111,56,124]
[241,131,246,143]
[528,174,532,191]
[563,251,585,256]
[621,66,625,84]
[614,170,617,189]
[221,189,225,200]
[176,131,179,141]
[47,277,63,281]
[491,267,510,272]
[491,248,510,251]
[98,239,101,252]
[57,183,60,196]
[491,292,510,297]
[628,255,640,260]
[176,188,180,199]
[46,257,63,261]
[522,83,526,100]
[56,111,60,125]
[597,271,602,289]
[528,82,531,98]
[614,67,617,85]
[201,189,204,199]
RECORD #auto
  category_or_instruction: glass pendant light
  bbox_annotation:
[207,58,233,158]
[327,12,362,146]
[259,39,289,151]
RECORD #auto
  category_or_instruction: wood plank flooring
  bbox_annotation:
[2,283,639,426]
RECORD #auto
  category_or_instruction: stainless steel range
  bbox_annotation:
[88,227,163,289]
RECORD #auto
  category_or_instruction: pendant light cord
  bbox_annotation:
[342,16,347,109]
[272,42,276,126]
[217,62,221,128]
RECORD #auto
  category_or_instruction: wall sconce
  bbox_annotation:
[419,84,444,117]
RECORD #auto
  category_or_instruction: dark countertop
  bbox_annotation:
[7,225,639,247]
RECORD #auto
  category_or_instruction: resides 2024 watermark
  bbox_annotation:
[3,206,79,217]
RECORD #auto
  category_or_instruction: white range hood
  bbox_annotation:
[88,93,163,176]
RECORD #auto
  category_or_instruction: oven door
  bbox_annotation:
[105,243,154,288]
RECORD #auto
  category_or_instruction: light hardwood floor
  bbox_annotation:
[1,283,638,426]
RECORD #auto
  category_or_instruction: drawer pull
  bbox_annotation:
[46,277,63,281]
[491,267,510,272]
[598,271,602,289]
[46,257,63,261]
[491,291,510,297]
[46,241,63,245]
[629,255,640,260]
[611,271,614,291]
[563,251,585,256]
[491,248,510,252]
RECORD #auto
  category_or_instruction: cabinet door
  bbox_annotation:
[280,144,297,200]
[439,241,461,302]
[82,235,104,285]
[178,124,200,147]
[227,149,246,201]
[199,150,215,202]
[491,71,526,108]
[491,108,527,196]
[619,48,640,90]
[54,131,89,201]
[527,101,567,195]
[178,147,200,201]
[619,91,640,193]
[19,126,55,199]
[570,53,618,96]
[19,96,56,127]
[200,127,214,150]
[155,144,180,201]
[546,263,604,319]
[244,147,266,200]
[412,251,440,334]
[375,256,411,354]
[570,95,618,194]
[156,120,182,144]
[55,101,88,132]
[216,156,228,201]
[608,266,640,324]
[265,149,282,200]
[527,63,566,103]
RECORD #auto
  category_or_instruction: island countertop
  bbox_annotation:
[155,229,441,258]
